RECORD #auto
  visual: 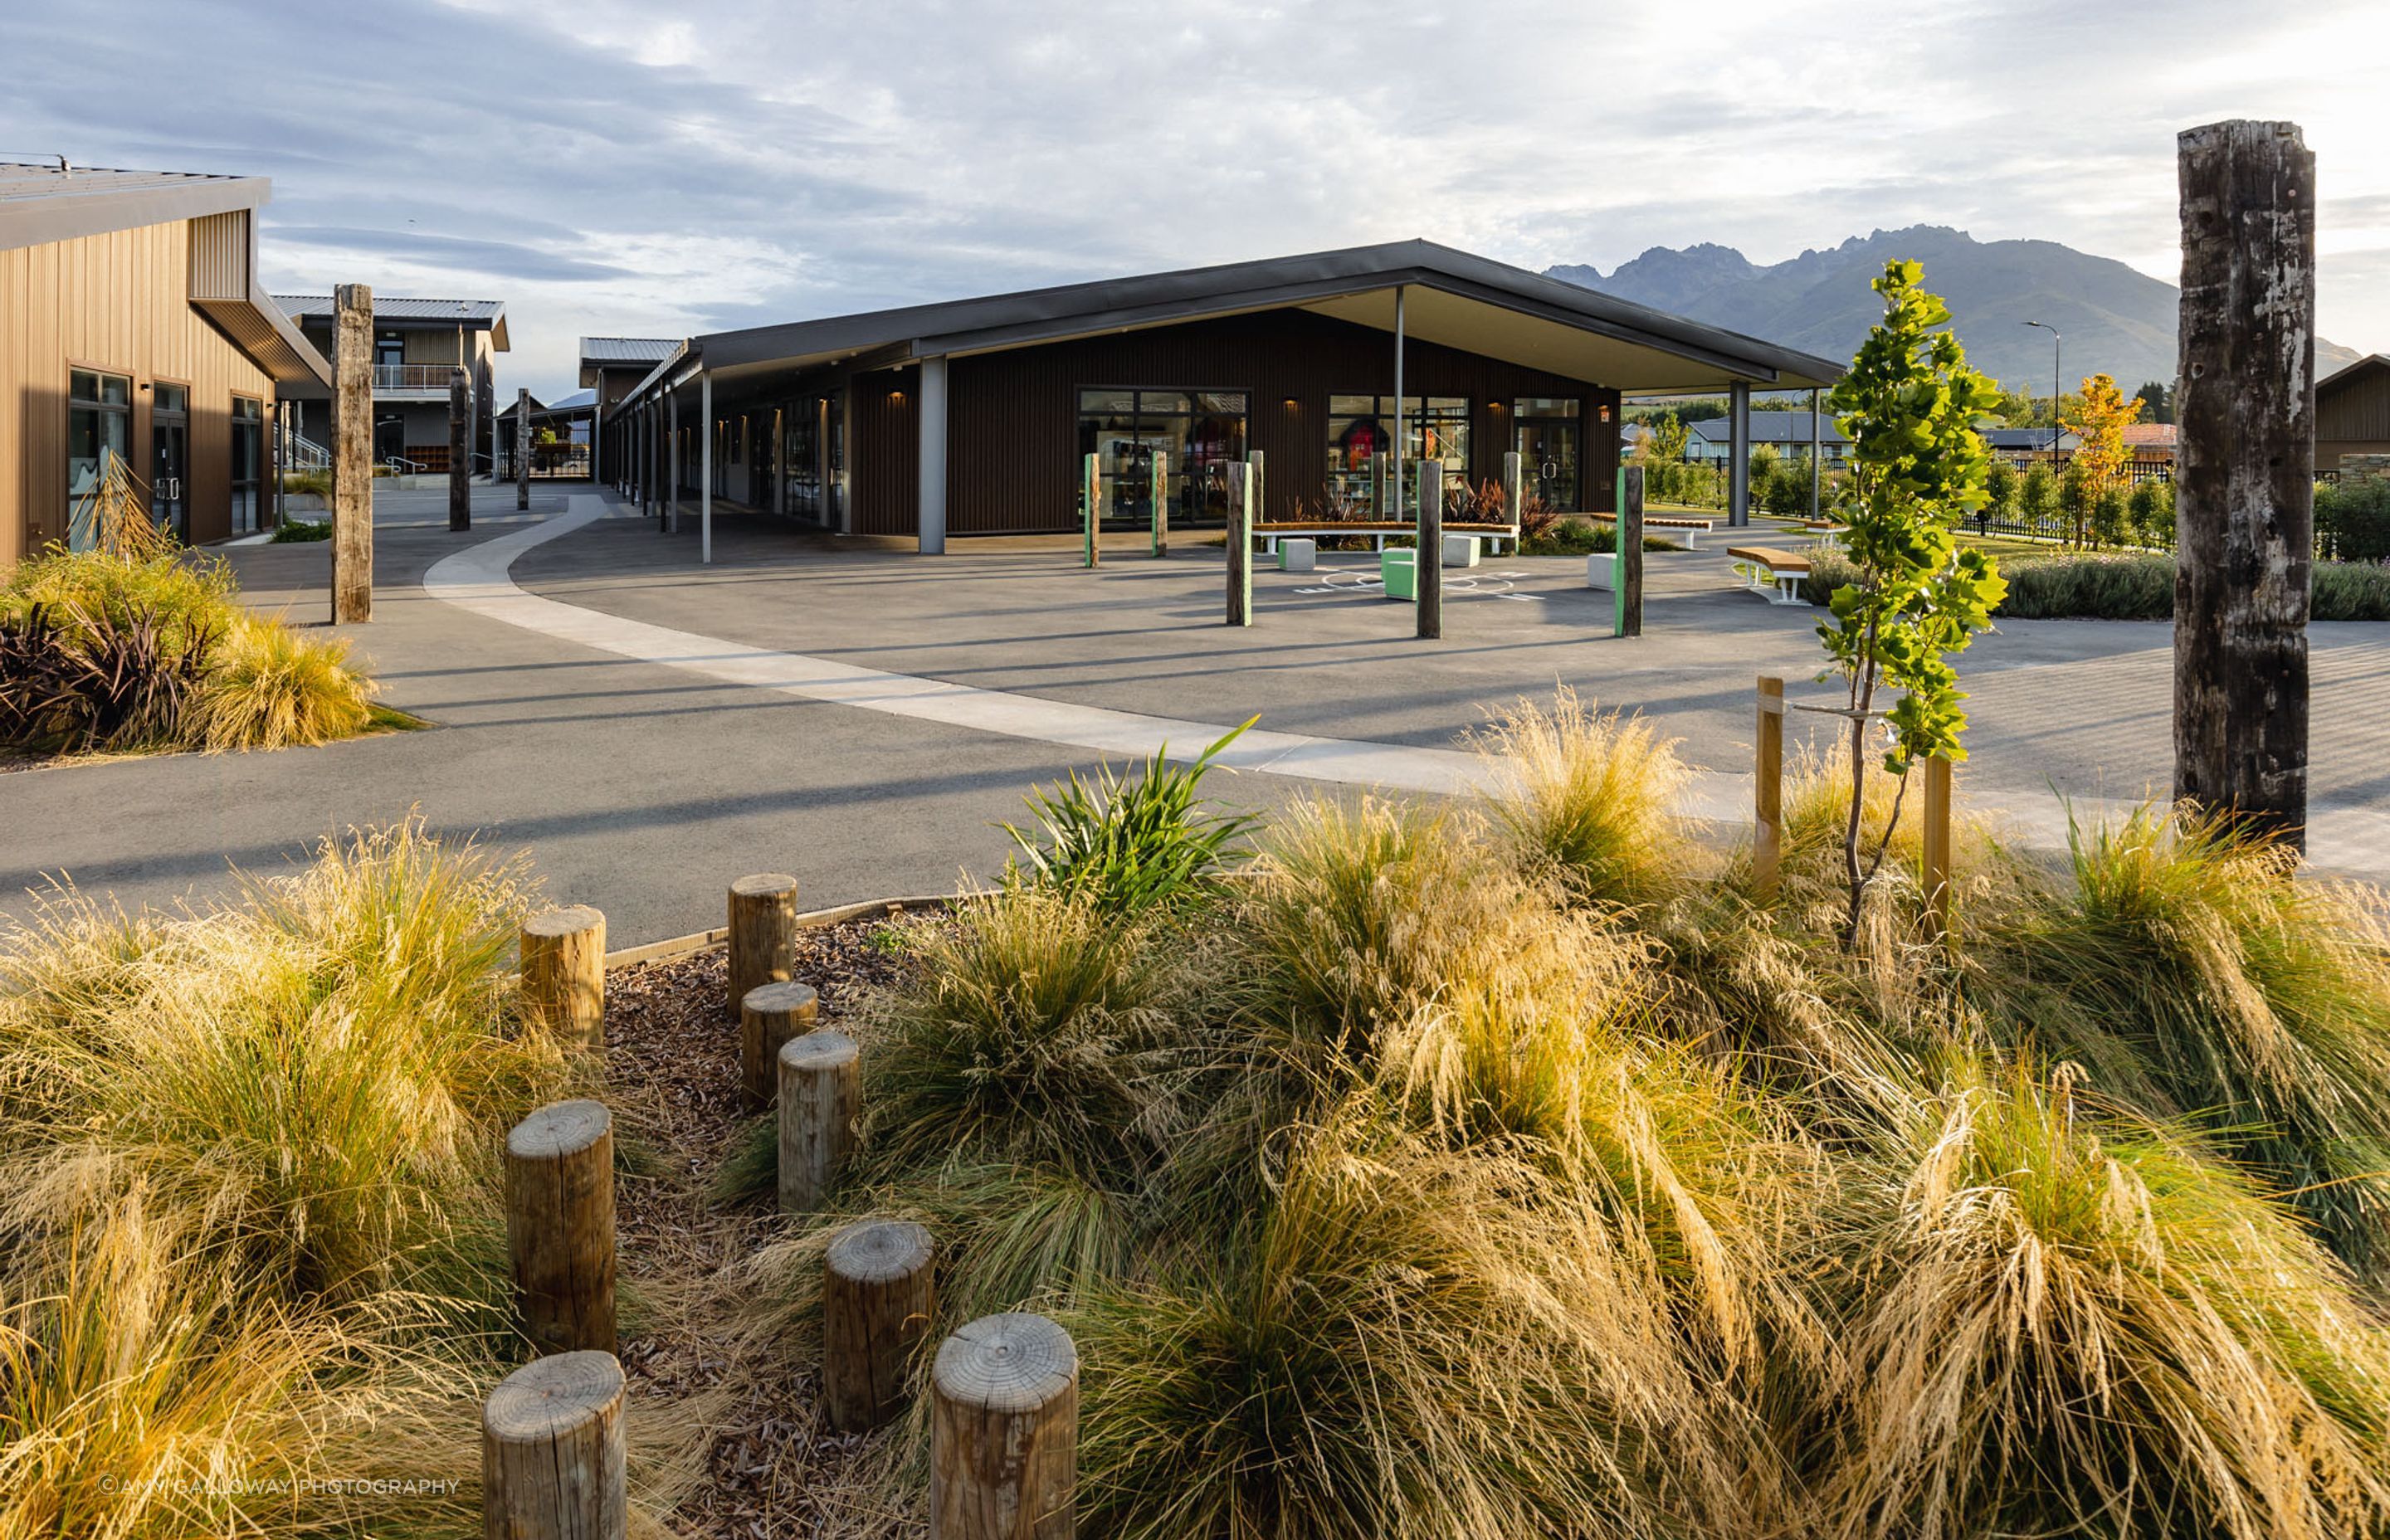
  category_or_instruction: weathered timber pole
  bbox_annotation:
[931,1313,1078,1540]
[450,369,471,532]
[1501,450,1523,548]
[331,283,373,622]
[2174,119,2316,849]
[517,387,532,511]
[1416,461,1442,641]
[520,906,606,1050]
[778,1027,856,1211]
[823,1219,934,1432]
[1754,676,1785,902]
[481,1350,627,1540]
[1922,756,1953,941]
[1149,450,1167,558]
[739,980,819,1109]
[505,1100,617,1355]
[726,874,798,1020]
[1615,465,1646,638]
[1081,452,1100,568]
[1225,458,1251,627]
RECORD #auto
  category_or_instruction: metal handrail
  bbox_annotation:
[372,363,467,391]
[383,455,424,475]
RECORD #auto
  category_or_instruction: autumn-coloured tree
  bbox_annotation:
[2061,373,2142,546]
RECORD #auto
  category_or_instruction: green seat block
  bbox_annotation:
[1380,548,1416,601]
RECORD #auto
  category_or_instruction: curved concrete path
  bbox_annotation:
[425,494,1520,801]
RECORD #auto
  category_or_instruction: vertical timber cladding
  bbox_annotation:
[1,216,276,563]
[848,368,920,537]
[940,309,1617,536]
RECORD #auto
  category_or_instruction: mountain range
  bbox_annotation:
[1545,226,2360,397]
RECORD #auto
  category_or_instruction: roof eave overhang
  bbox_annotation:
[0,176,268,255]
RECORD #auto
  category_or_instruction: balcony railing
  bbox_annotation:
[373,363,468,393]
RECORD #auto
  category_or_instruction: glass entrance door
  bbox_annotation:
[152,384,189,541]
[1513,397,1583,512]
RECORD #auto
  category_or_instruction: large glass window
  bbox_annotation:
[232,396,264,534]
[1512,397,1582,512]
[1326,394,1469,512]
[67,368,131,548]
[1076,387,1249,525]
[782,397,826,519]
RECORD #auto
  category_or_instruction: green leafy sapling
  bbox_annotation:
[1817,261,2008,942]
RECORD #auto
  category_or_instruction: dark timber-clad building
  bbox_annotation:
[601,241,1842,558]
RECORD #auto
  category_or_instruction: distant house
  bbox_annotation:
[495,387,598,479]
[580,337,676,483]
[1981,426,2077,465]
[2317,354,2390,473]
[275,294,510,475]
[1687,411,1851,467]
[1,159,330,560]
[2120,422,2177,461]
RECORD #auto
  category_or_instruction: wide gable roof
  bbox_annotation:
[619,239,1846,412]
[0,161,268,252]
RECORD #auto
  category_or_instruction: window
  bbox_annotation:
[232,397,264,534]
[67,368,131,547]
[1075,387,1249,525]
[1325,394,1469,512]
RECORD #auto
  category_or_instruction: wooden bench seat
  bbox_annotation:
[1726,545,1812,606]
[1587,510,1715,547]
[1251,520,1517,555]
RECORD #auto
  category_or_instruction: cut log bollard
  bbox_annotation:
[823,1219,935,1433]
[778,1028,858,1211]
[740,980,819,1109]
[505,1100,617,1355]
[481,1349,627,1540]
[520,906,606,1050]
[932,1313,1078,1540]
[1754,676,1784,902]
[726,873,798,1019]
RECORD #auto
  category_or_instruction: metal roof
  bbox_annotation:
[613,239,1846,414]
[0,160,270,254]
[579,336,680,364]
[275,294,506,322]
[1691,411,1848,443]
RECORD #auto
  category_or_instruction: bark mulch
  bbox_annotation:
[600,906,934,1539]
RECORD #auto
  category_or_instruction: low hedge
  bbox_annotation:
[1798,548,2390,621]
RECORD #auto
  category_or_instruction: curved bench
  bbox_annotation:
[1727,546,1812,606]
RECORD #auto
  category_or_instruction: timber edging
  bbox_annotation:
[600,894,954,971]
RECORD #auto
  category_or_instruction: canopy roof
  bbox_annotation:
[612,239,1845,414]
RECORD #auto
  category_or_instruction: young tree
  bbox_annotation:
[1817,261,2008,942]
[2134,379,2173,424]
[2062,373,2142,544]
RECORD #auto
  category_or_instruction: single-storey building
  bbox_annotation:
[1688,410,1851,468]
[601,241,1842,558]
[2317,354,2390,473]
[1,160,329,562]
[274,293,509,475]
[580,337,677,484]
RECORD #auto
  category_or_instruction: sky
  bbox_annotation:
[6,0,2387,400]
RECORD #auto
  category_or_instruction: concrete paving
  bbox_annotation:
[6,485,2385,948]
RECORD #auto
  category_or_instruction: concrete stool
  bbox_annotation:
[1442,534,1481,568]
[1587,552,1616,591]
[1380,548,1417,600]
[1277,537,1316,572]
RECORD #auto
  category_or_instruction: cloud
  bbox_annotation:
[5,0,2385,395]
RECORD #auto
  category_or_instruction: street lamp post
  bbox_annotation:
[2022,319,2062,462]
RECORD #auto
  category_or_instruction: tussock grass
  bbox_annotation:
[193,618,378,751]
[1814,1059,2390,1540]
[1468,686,1696,907]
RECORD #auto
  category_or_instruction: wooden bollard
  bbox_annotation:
[505,1100,617,1355]
[1754,675,1785,901]
[741,981,819,1109]
[823,1220,935,1433]
[930,1313,1078,1540]
[481,1349,627,1540]
[779,1029,858,1211]
[726,873,798,1018]
[521,906,606,1050]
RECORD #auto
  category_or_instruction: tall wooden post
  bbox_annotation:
[449,369,471,532]
[932,1313,1078,1540]
[1149,451,1167,557]
[1225,459,1251,627]
[1416,461,1442,641]
[727,874,798,1019]
[779,1028,858,1211]
[1754,676,1784,901]
[1247,449,1265,552]
[1501,450,1523,544]
[505,1100,617,1355]
[331,283,373,623]
[520,906,606,1050]
[823,1219,933,1432]
[1921,756,1953,941]
[481,1351,627,1540]
[1615,465,1645,638]
[1081,452,1100,568]
[517,388,532,511]
[2174,119,2315,849]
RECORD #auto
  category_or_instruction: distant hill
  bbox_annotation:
[1546,226,2359,396]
